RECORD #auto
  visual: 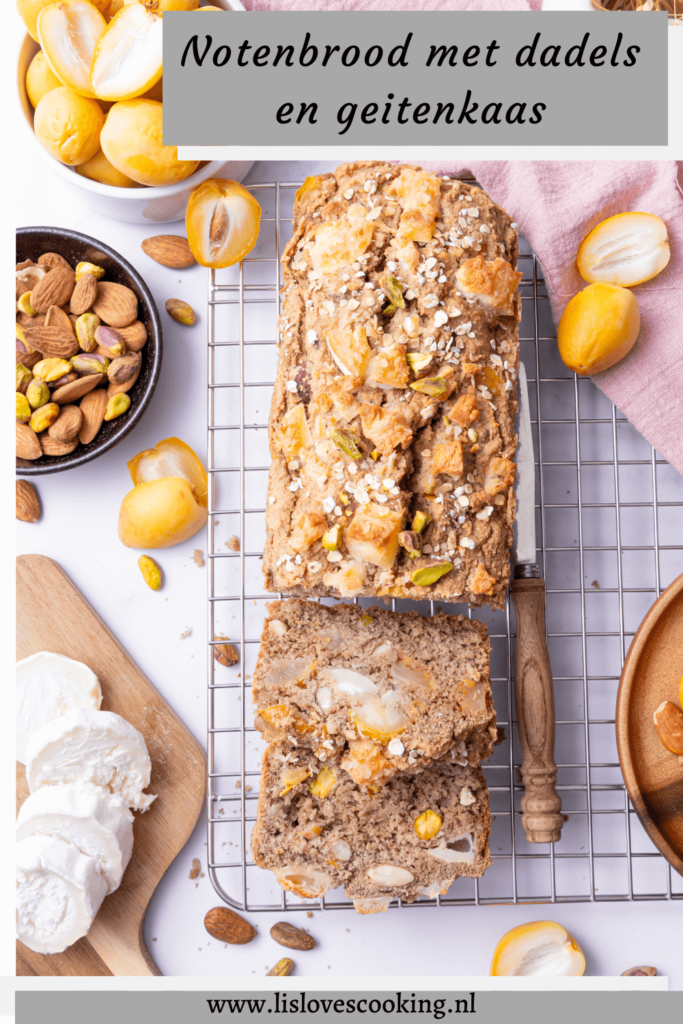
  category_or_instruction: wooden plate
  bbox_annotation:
[617,572,683,876]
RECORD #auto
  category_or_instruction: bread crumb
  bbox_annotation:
[591,580,600,589]
[189,858,201,879]
[179,627,192,638]
[306,912,313,918]
[193,549,205,567]
[226,535,240,551]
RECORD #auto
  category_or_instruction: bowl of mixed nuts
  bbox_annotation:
[16,226,162,474]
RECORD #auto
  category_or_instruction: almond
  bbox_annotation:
[38,252,74,273]
[142,235,196,269]
[30,266,76,313]
[16,422,42,461]
[17,311,46,328]
[117,321,148,351]
[52,374,104,404]
[92,281,138,328]
[48,404,83,443]
[16,480,40,522]
[46,305,75,332]
[203,907,256,945]
[40,434,79,456]
[214,639,239,667]
[22,324,79,360]
[70,274,99,316]
[270,922,316,951]
[653,701,683,755]
[78,388,108,444]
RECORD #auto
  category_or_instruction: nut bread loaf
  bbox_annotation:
[251,744,491,913]
[253,600,496,787]
[264,162,521,609]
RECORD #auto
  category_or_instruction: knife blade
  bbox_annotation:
[510,361,564,844]
[513,361,538,574]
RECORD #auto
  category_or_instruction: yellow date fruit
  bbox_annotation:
[186,178,261,269]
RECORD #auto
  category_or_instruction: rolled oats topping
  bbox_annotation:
[264,162,521,609]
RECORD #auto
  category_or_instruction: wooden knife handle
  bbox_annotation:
[511,576,563,844]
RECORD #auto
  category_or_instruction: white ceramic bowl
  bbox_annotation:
[17,0,251,224]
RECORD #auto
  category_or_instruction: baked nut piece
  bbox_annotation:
[264,161,521,609]
[251,744,491,912]
[253,600,496,787]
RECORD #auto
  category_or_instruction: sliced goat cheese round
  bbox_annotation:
[16,652,102,765]
[16,835,107,954]
[16,782,134,894]
[25,708,156,812]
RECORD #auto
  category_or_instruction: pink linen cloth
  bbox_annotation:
[420,161,683,476]
[243,2,540,12]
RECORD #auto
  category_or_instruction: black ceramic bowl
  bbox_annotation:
[16,227,163,475]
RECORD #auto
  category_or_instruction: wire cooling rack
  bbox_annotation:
[206,176,683,912]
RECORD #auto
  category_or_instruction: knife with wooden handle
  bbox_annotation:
[511,363,563,844]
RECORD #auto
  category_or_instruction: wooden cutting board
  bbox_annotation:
[617,572,683,877]
[16,554,206,976]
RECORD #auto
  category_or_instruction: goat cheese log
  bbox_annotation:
[16,835,107,954]
[264,162,521,609]
[25,708,156,812]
